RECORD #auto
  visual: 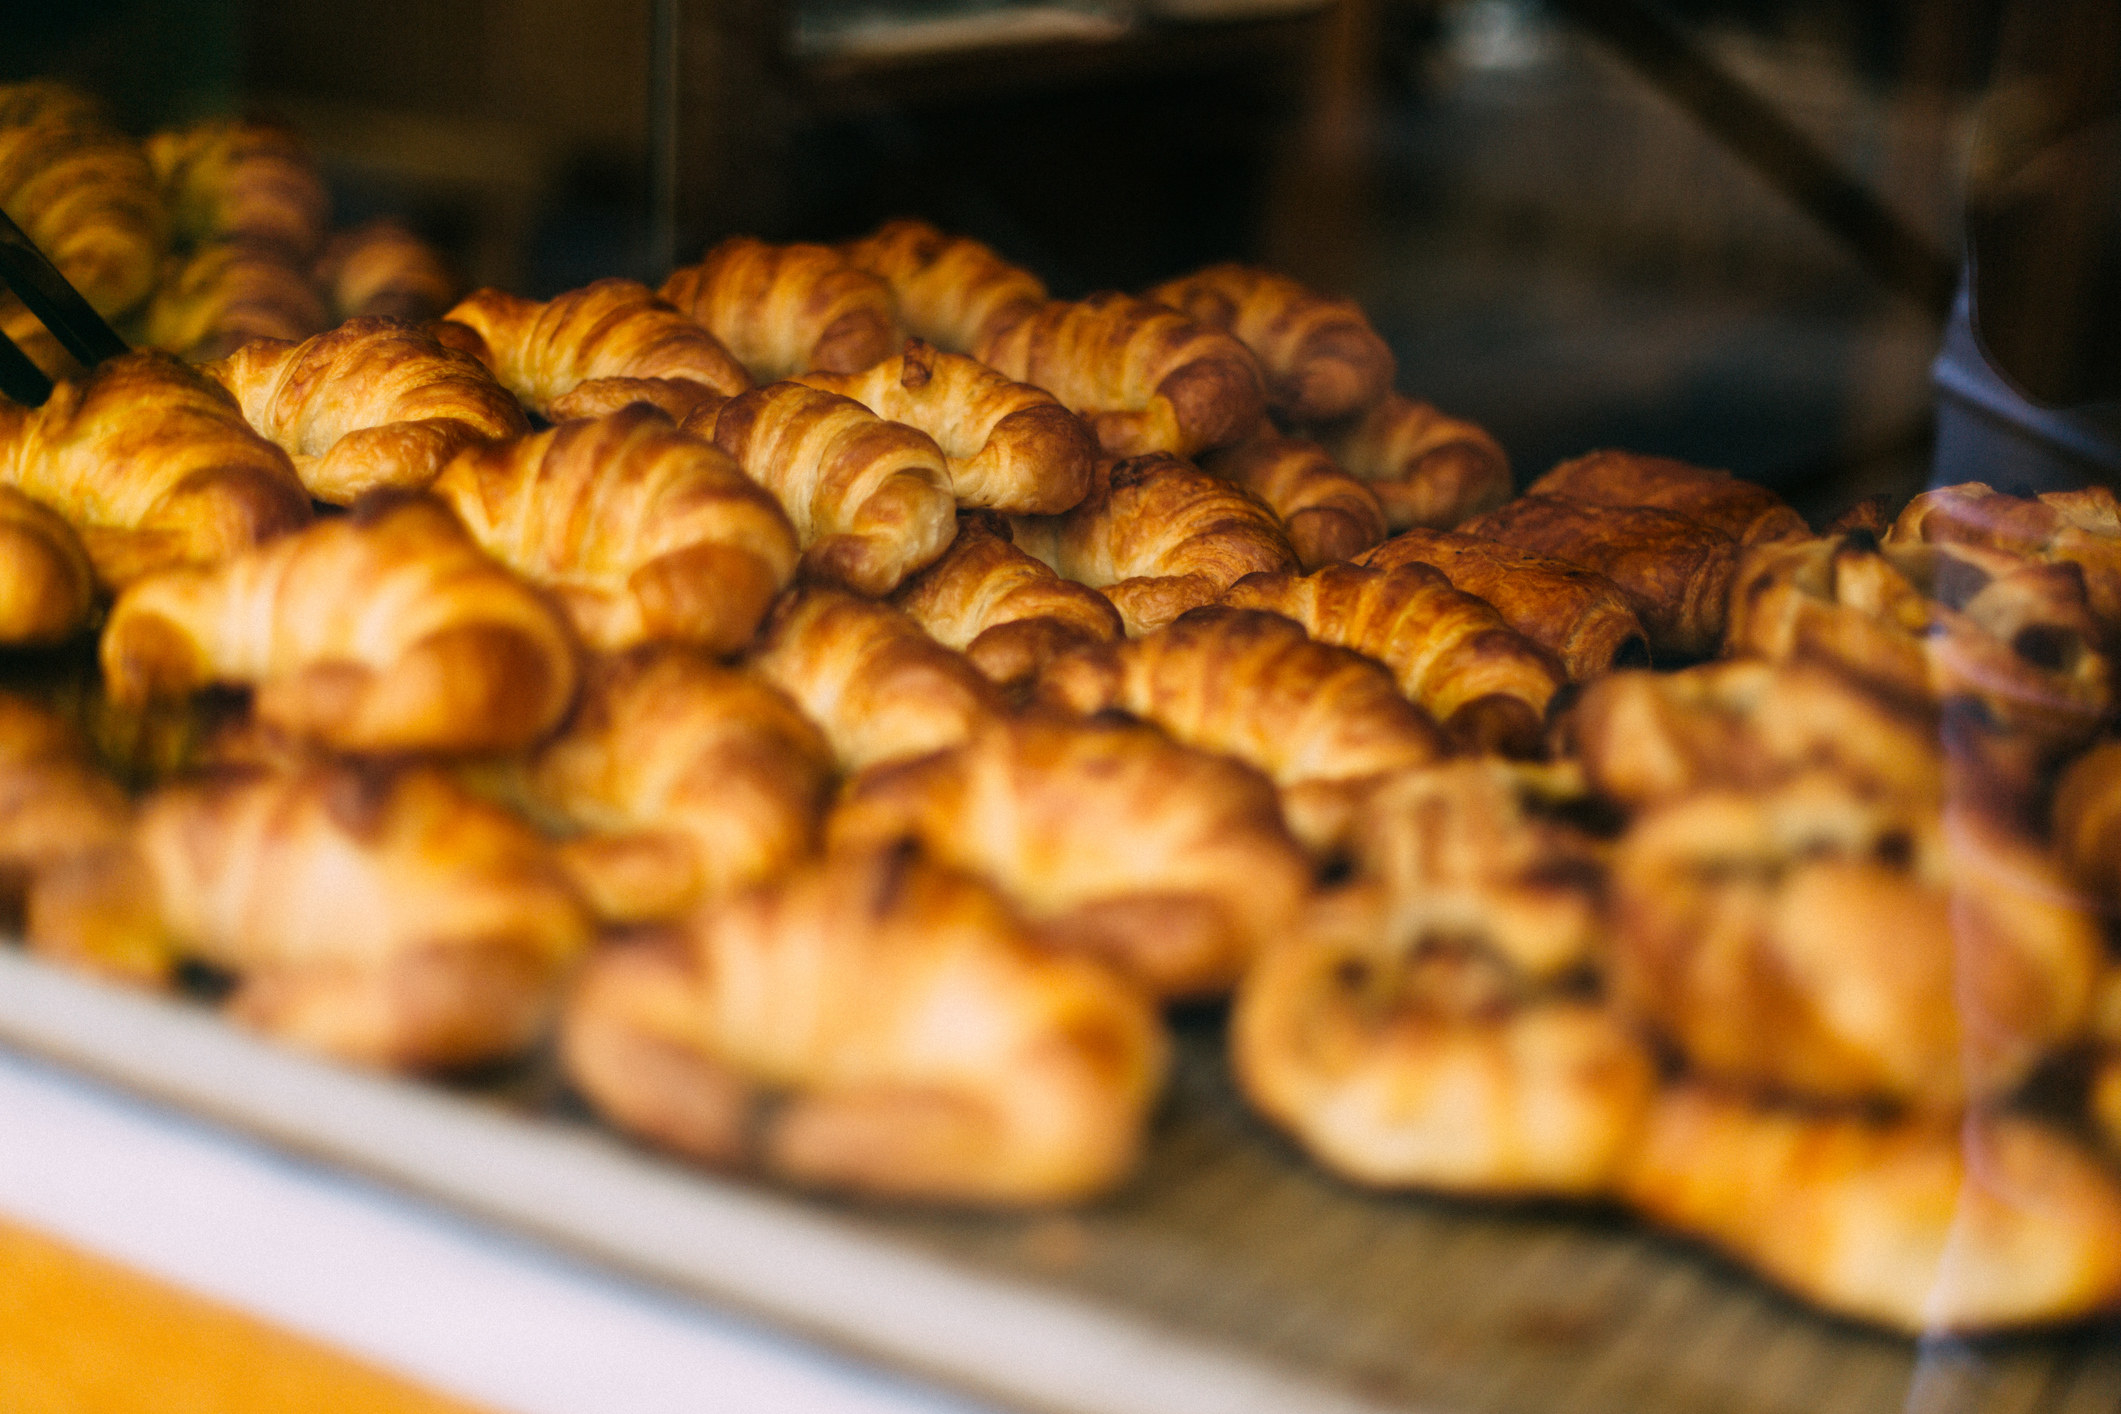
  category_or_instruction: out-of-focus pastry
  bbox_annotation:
[143,239,331,361]
[2051,741,2121,904]
[145,118,329,259]
[1201,429,1387,571]
[314,218,459,323]
[841,218,1046,355]
[0,692,130,912]
[0,94,166,321]
[1528,450,1807,546]
[1887,481,2121,638]
[0,486,95,645]
[1144,264,1394,424]
[661,236,900,380]
[1306,393,1510,534]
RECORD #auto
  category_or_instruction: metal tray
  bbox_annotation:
[1,947,2115,1414]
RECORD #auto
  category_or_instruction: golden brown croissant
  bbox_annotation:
[0,486,94,645]
[561,845,1166,1204]
[145,118,328,259]
[432,406,797,654]
[1459,494,1738,660]
[1223,561,1564,755]
[1620,1083,2121,1334]
[143,239,331,360]
[204,317,528,504]
[0,692,130,914]
[523,648,832,923]
[840,218,1047,355]
[747,585,998,772]
[661,236,900,380]
[0,81,105,132]
[828,715,1311,998]
[1528,450,1808,546]
[0,106,166,320]
[441,279,750,421]
[698,381,957,597]
[1357,526,1647,681]
[973,293,1266,459]
[101,495,578,755]
[793,339,1094,514]
[2051,741,2121,904]
[0,350,311,588]
[1611,774,2102,1111]
[1144,264,1394,424]
[889,510,1122,690]
[314,218,459,323]
[1887,481,2121,637]
[1007,452,1297,636]
[1200,429,1386,571]
[1306,393,1510,533]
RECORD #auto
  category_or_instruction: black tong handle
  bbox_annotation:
[0,205,129,376]
[0,328,53,406]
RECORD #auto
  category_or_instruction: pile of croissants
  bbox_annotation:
[6,79,2121,1340]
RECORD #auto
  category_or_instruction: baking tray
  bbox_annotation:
[1,946,2117,1414]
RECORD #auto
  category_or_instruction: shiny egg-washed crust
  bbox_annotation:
[974,293,1266,460]
[747,586,1000,773]
[699,381,958,597]
[1200,428,1387,571]
[0,351,311,589]
[525,648,833,924]
[1458,494,1739,660]
[829,715,1312,999]
[1008,453,1298,637]
[1887,481,2121,636]
[143,239,331,361]
[441,279,751,422]
[315,218,459,324]
[1528,450,1808,546]
[1223,561,1564,756]
[431,406,797,655]
[794,339,1095,515]
[0,486,94,646]
[144,118,329,259]
[1145,263,1395,424]
[662,236,900,381]
[0,105,166,321]
[1357,526,1647,682]
[100,495,578,756]
[1611,774,2103,1113]
[1621,1084,2121,1335]
[1305,392,1511,534]
[205,317,529,504]
[561,846,1167,1205]
[840,218,1047,355]
[890,511,1123,691]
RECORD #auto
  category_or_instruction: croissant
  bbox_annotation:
[432,406,797,654]
[1528,450,1808,546]
[1307,393,1510,534]
[1200,429,1386,570]
[0,350,312,588]
[661,236,899,380]
[973,293,1265,459]
[793,339,1095,514]
[101,495,578,756]
[1459,495,1738,660]
[1223,561,1563,755]
[840,218,1046,355]
[1610,774,2102,1111]
[1144,264,1394,424]
[524,648,832,923]
[1887,481,2121,638]
[561,846,1166,1204]
[747,586,998,771]
[1620,1084,2121,1334]
[2051,742,2121,904]
[314,217,458,323]
[204,316,529,503]
[828,715,1311,998]
[0,81,105,132]
[143,239,331,360]
[698,381,956,596]
[441,279,750,422]
[145,118,329,259]
[0,107,166,320]
[0,486,94,645]
[889,510,1123,690]
[1007,453,1297,636]
[0,692,130,910]
[1358,526,1647,681]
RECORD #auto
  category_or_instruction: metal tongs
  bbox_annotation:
[0,206,129,407]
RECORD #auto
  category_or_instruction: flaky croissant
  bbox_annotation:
[793,339,1094,514]
[145,118,328,259]
[1145,264,1394,423]
[1200,429,1386,570]
[441,278,750,422]
[698,381,957,597]
[101,495,578,756]
[315,218,459,323]
[143,239,331,360]
[1529,450,1807,546]
[0,692,130,917]
[0,486,94,645]
[747,586,998,772]
[525,648,833,923]
[974,293,1265,459]
[1887,480,2121,638]
[661,236,899,380]
[1007,452,1297,636]
[1223,561,1564,755]
[0,350,312,588]
[0,105,166,321]
[205,316,528,503]
[841,218,1046,355]
[1306,393,1510,533]
[829,715,1311,998]
[562,846,1166,1204]
[432,406,797,654]
[889,511,1123,690]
